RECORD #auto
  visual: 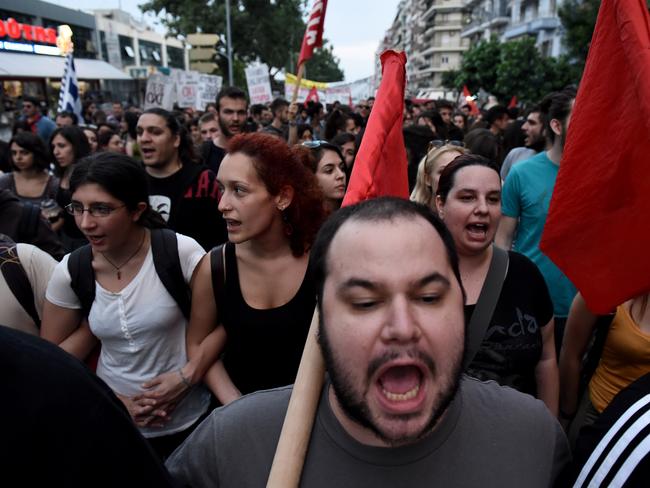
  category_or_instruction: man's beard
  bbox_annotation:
[527,136,546,152]
[318,315,464,447]
[219,115,238,138]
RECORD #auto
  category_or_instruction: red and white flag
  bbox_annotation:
[540,0,650,314]
[297,0,328,68]
[304,86,320,107]
[462,85,479,116]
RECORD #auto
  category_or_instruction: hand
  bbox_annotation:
[137,370,190,408]
[288,102,298,122]
[116,393,162,427]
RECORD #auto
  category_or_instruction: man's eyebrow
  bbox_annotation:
[416,272,451,289]
[338,273,451,291]
[338,278,379,292]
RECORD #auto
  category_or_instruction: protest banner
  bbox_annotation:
[245,64,273,105]
[143,73,175,110]
[284,73,373,105]
[196,74,223,111]
[177,71,200,109]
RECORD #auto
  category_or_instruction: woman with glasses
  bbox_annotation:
[410,141,467,210]
[50,126,92,251]
[41,152,210,459]
[301,140,347,213]
[436,154,559,415]
[146,133,326,408]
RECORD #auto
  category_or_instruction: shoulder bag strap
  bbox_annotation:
[210,243,227,323]
[151,228,192,320]
[464,245,510,368]
[67,244,95,318]
[0,243,40,327]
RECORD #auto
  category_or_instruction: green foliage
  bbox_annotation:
[443,37,576,105]
[298,40,344,82]
[140,0,344,83]
[557,0,600,78]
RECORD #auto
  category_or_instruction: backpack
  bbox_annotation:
[18,201,42,244]
[67,228,191,320]
[0,235,40,328]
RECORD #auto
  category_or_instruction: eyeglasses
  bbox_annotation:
[428,139,465,151]
[65,203,126,217]
[302,140,329,149]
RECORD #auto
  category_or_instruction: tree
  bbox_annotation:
[443,37,575,105]
[557,0,600,80]
[295,40,344,82]
[140,0,344,83]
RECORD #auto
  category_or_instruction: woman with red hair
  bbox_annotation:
[140,133,326,406]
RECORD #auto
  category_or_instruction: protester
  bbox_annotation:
[410,142,466,209]
[55,111,78,128]
[20,96,56,142]
[0,238,57,335]
[166,197,569,487]
[0,132,59,207]
[453,111,468,134]
[501,106,547,180]
[198,112,220,143]
[41,153,211,459]
[559,291,650,444]
[497,88,578,352]
[50,126,91,251]
[97,130,125,153]
[166,133,325,408]
[122,111,140,159]
[330,132,356,170]
[301,140,347,213]
[82,127,98,153]
[297,123,314,143]
[137,108,226,250]
[262,98,289,140]
[0,326,177,487]
[464,128,501,164]
[436,155,558,413]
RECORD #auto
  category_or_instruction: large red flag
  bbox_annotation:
[341,50,409,207]
[297,0,328,68]
[540,0,650,314]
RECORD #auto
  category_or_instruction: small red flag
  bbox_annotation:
[341,50,409,207]
[540,0,650,314]
[303,86,320,107]
[462,85,480,116]
[297,0,328,68]
[508,96,517,109]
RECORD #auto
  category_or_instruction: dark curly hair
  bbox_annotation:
[228,133,326,257]
[9,132,50,172]
[49,126,91,176]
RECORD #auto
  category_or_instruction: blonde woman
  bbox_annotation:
[410,141,466,208]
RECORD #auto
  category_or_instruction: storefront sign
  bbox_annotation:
[0,18,57,45]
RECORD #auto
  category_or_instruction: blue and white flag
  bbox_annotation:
[58,53,84,124]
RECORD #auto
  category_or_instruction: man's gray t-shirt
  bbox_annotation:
[166,377,570,487]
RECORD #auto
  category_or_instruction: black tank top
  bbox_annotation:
[214,242,315,395]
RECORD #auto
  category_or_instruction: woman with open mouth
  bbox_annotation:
[436,153,559,415]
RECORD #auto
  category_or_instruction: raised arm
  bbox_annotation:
[558,293,599,421]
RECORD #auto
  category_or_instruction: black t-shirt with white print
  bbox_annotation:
[464,251,554,396]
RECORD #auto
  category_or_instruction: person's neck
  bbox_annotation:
[15,168,46,180]
[101,227,148,263]
[146,156,183,178]
[214,132,230,149]
[238,223,293,260]
[272,118,283,129]
[546,142,563,166]
[458,245,493,302]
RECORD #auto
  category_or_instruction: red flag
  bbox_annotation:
[462,85,479,116]
[540,0,650,314]
[508,96,517,109]
[341,50,409,207]
[297,0,328,68]
[303,86,320,107]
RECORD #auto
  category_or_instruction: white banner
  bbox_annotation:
[245,64,273,105]
[196,74,223,111]
[177,71,200,108]
[144,73,176,110]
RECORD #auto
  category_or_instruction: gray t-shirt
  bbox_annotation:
[166,376,570,487]
[501,147,537,180]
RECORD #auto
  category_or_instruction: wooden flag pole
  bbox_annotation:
[266,308,325,488]
[291,63,305,105]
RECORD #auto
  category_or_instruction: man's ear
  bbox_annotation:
[549,118,562,137]
[275,185,295,211]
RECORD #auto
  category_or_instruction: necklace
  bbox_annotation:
[100,230,146,280]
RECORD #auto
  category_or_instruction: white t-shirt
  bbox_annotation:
[46,232,209,438]
[0,243,57,335]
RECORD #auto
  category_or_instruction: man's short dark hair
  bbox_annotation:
[250,104,267,117]
[270,98,289,115]
[216,86,248,111]
[309,197,466,304]
[198,112,217,125]
[485,105,509,126]
[540,88,576,143]
[437,100,454,111]
[56,111,78,125]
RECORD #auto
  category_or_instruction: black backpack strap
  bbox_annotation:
[210,243,227,323]
[67,244,95,318]
[151,228,192,320]
[464,246,510,368]
[168,164,206,229]
[18,201,41,243]
[0,242,40,327]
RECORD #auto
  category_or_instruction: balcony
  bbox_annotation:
[461,14,509,37]
[503,16,561,39]
[423,0,465,20]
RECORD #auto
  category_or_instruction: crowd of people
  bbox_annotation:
[0,84,648,487]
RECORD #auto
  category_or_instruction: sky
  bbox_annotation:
[47,0,401,82]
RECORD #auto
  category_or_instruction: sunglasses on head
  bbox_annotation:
[428,139,465,151]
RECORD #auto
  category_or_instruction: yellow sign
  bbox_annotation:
[284,73,328,90]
